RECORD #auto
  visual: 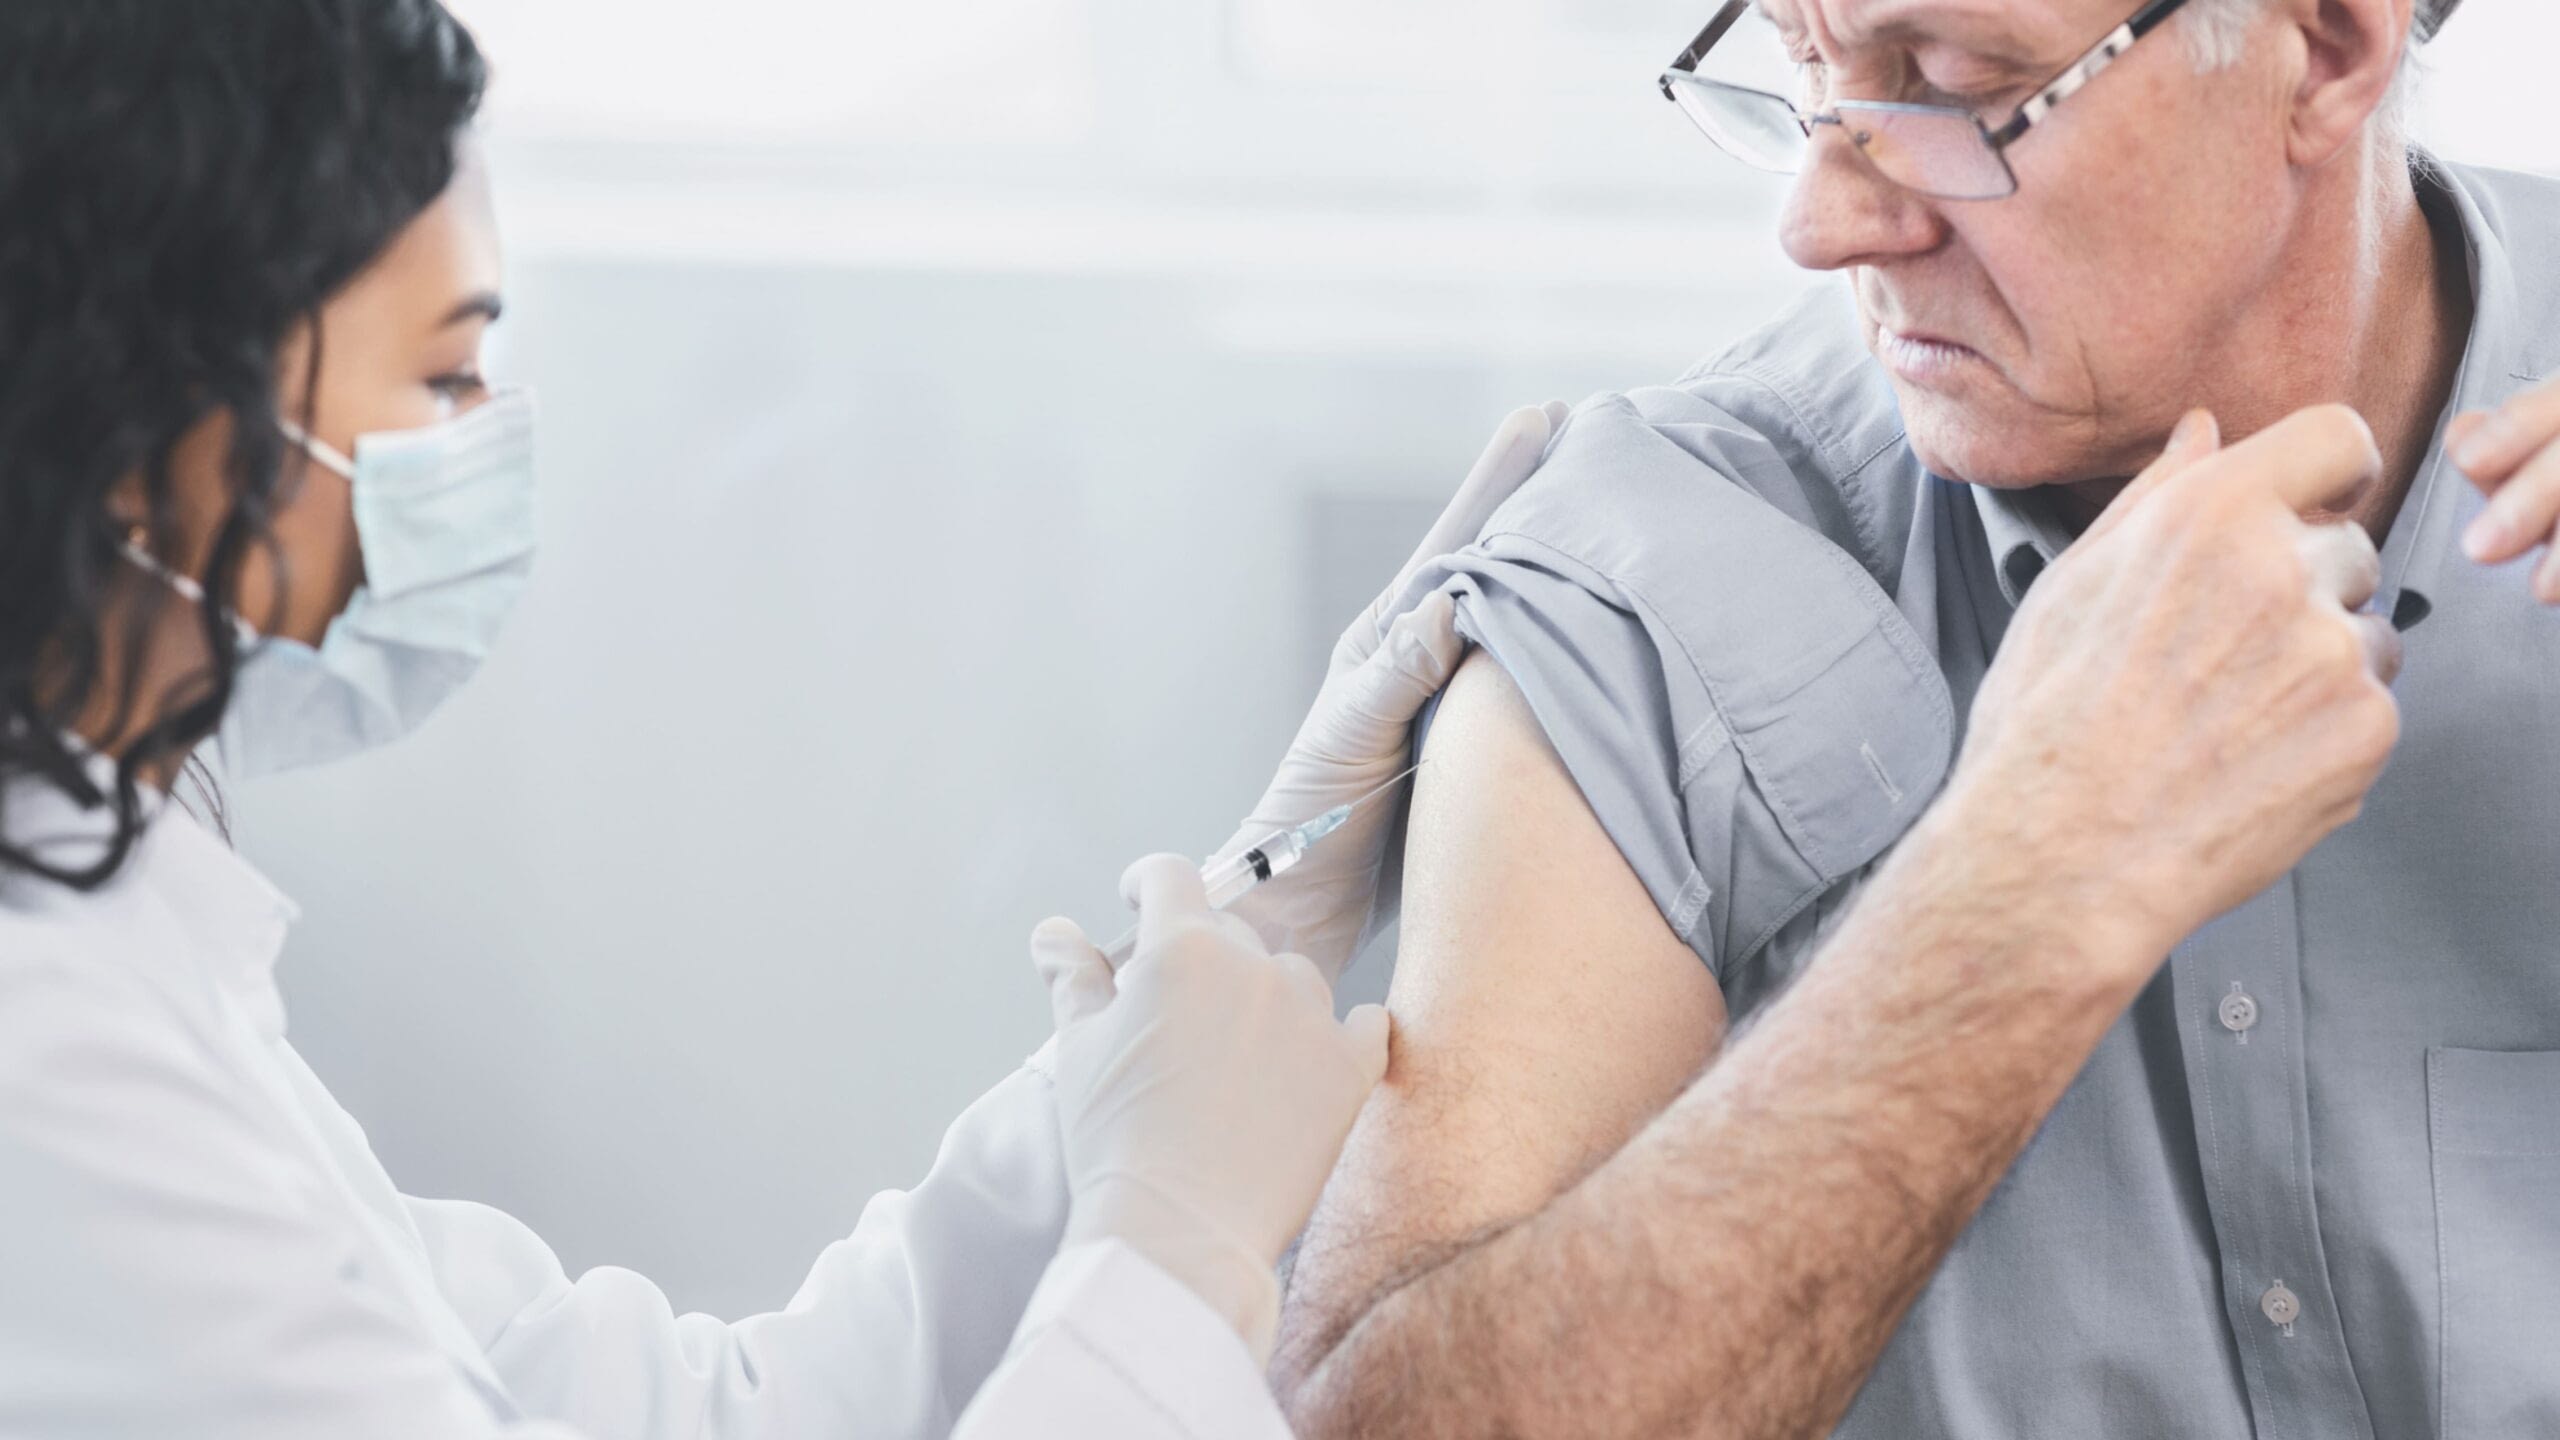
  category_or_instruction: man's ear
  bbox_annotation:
[2280,0,2413,167]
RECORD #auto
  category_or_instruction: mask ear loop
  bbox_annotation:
[118,524,208,607]
[275,420,358,482]
[115,413,352,642]
[116,524,264,651]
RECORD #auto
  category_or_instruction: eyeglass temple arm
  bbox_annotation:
[1982,0,2192,148]
[1660,0,1752,100]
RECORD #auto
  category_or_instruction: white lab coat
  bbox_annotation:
[0,777,1293,1440]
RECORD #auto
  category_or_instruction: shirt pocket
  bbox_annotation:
[2429,1046,2560,1438]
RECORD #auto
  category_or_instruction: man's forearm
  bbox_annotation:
[1283,797,2157,1440]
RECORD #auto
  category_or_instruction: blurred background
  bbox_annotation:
[239,0,2560,1319]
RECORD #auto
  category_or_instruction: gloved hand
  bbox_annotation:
[1220,400,1571,979]
[1032,855,1392,1363]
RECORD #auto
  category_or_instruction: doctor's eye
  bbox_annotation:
[428,370,489,416]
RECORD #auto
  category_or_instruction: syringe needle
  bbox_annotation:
[1340,762,1425,821]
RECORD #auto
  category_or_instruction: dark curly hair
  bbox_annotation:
[0,0,486,888]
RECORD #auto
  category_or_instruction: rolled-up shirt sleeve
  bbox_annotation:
[1401,389,1956,981]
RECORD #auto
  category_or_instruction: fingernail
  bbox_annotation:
[2454,413,2517,473]
[2465,510,2510,561]
[2537,549,2560,604]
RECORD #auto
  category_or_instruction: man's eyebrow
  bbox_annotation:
[442,293,504,328]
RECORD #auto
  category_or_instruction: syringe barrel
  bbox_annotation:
[1201,828,1315,910]
[1200,849,1268,910]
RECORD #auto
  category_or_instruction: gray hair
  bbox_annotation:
[2178,0,2449,130]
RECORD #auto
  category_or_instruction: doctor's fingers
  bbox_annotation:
[2297,520,2383,613]
[1339,1004,1393,1089]
[1389,401,1567,590]
[1120,855,1273,966]
[1031,918,1117,1029]
[1330,590,1465,737]
[1345,401,1567,668]
[1253,952,1389,1084]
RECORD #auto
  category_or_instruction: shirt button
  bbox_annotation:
[2261,1282,2301,1328]
[2220,991,2261,1034]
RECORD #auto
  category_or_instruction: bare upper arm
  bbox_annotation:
[1276,649,1727,1384]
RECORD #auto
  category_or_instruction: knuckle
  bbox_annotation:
[2178,471,2242,522]
[2370,623,2407,682]
[2266,533,2315,593]
[1272,952,1332,1001]
[1153,919,1223,960]
[2300,404,2384,477]
[2349,534,2385,586]
[2305,402,2375,448]
[2346,688,2401,765]
[2368,685,2405,741]
[2521,452,2560,502]
[2315,616,2364,673]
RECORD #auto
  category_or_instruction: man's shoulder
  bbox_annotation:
[1430,291,1956,974]
[1667,280,1910,472]
[2446,157,2560,236]
[1522,283,1920,588]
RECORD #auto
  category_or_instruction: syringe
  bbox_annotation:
[1101,764,1422,968]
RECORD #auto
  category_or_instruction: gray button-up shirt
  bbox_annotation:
[1400,156,2560,1437]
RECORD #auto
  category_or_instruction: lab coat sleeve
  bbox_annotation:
[952,1242,1297,1440]
[406,1046,1072,1440]
[0,949,584,1440]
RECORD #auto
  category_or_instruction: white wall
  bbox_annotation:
[247,0,2559,1319]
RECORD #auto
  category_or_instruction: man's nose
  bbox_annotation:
[1778,123,1946,271]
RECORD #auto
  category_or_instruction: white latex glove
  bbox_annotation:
[1031,855,1393,1364]
[1222,400,1571,979]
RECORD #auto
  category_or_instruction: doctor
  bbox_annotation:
[0,2,1558,1436]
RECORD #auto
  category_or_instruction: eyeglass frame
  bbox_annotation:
[1658,0,2198,200]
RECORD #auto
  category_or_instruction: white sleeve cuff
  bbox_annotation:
[997,1240,1295,1440]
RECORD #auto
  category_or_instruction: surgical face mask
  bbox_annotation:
[124,390,539,779]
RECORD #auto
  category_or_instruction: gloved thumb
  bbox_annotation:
[1031,917,1116,1031]
[1340,1004,1393,1090]
[1384,402,1565,602]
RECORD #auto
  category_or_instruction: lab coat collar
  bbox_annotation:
[1967,152,2532,632]
[138,800,301,1037]
[6,744,300,1037]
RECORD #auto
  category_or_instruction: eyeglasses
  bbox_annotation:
[1658,0,2194,201]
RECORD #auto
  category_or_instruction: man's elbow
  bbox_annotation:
[1269,1268,1367,1422]
[1270,1313,1394,1440]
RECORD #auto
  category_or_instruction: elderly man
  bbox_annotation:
[1275,0,2560,1435]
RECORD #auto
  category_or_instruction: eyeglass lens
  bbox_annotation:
[1666,2,2019,201]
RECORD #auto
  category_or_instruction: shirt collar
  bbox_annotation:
[1967,154,2534,631]
[2374,156,2538,633]
[7,747,301,1034]
[1971,478,2078,608]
